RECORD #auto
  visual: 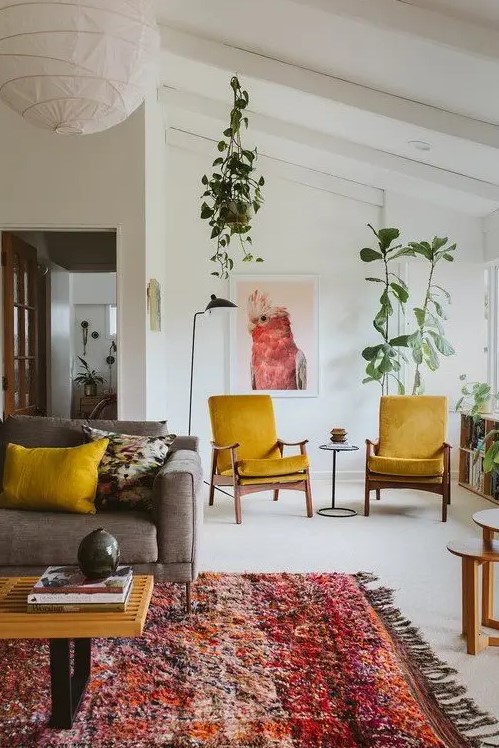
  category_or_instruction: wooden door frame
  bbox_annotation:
[0,223,122,419]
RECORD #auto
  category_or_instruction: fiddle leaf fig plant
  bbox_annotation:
[406,237,456,394]
[360,224,416,394]
[200,75,265,279]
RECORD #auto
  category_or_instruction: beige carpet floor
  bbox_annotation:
[200,479,499,722]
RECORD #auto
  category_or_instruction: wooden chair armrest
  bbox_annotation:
[277,438,309,456]
[211,442,240,451]
[365,438,378,458]
[443,442,452,449]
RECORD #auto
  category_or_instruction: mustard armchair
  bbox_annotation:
[365,395,451,522]
[208,395,313,524]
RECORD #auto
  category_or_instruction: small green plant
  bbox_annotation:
[456,374,497,422]
[407,237,456,394]
[360,225,416,394]
[200,75,265,279]
[73,357,104,386]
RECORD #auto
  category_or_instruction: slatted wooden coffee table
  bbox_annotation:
[0,575,153,729]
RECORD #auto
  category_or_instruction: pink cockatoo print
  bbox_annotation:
[247,289,307,390]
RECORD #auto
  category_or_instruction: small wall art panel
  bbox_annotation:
[230,275,319,397]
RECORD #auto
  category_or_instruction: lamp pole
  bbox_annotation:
[187,294,237,436]
[188,311,204,436]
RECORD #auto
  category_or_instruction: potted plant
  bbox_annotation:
[73,356,104,397]
[200,75,265,279]
[455,374,498,421]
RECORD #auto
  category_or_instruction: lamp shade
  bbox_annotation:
[0,0,159,135]
[205,294,237,311]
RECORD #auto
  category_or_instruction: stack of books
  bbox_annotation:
[27,565,133,613]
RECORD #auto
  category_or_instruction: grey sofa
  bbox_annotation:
[0,416,203,610]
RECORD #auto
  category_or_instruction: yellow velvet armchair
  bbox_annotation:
[208,395,313,524]
[365,395,451,522]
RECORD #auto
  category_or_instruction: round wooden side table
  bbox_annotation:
[317,443,359,517]
[472,508,499,627]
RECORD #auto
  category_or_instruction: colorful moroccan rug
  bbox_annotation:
[0,572,497,748]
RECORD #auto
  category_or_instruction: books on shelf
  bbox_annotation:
[27,565,133,607]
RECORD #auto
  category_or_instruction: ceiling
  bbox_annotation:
[156,0,499,216]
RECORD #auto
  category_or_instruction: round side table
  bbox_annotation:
[318,443,359,518]
[472,508,499,627]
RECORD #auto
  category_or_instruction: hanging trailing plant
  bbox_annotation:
[360,225,416,394]
[406,237,456,394]
[200,75,265,279]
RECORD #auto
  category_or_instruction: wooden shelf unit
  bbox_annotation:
[459,413,498,504]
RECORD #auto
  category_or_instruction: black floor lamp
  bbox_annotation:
[188,294,237,435]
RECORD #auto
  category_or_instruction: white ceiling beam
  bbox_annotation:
[290,0,499,61]
[159,26,499,151]
[167,125,383,207]
[161,87,499,204]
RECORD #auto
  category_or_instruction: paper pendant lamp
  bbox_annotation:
[0,0,159,135]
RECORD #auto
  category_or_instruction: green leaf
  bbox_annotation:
[389,334,411,347]
[390,247,417,260]
[200,203,213,219]
[390,282,409,303]
[380,290,393,314]
[255,257,264,262]
[360,247,383,262]
[362,345,383,361]
[223,127,233,137]
[422,338,439,371]
[378,355,393,374]
[217,140,227,152]
[484,441,499,473]
[414,307,426,327]
[432,284,451,301]
[377,227,400,251]
[365,277,384,283]
[442,253,455,261]
[427,330,455,356]
[429,298,446,318]
[432,236,448,251]
[201,175,208,185]
[258,176,265,186]
[412,345,423,365]
[410,242,433,260]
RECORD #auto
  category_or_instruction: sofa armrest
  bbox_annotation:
[169,435,199,453]
[151,449,203,580]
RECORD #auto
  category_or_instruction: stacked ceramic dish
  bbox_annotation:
[330,428,347,443]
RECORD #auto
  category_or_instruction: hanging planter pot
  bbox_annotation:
[224,201,253,227]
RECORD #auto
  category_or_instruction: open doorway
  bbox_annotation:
[1,229,117,419]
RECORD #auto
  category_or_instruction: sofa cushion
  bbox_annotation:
[0,439,108,514]
[368,454,443,477]
[0,416,171,488]
[83,426,175,511]
[0,509,158,566]
[235,454,309,478]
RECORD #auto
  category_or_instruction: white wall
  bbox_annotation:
[0,104,147,419]
[72,273,116,305]
[165,146,486,476]
[50,267,72,418]
[144,92,169,420]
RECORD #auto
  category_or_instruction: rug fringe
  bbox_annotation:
[355,572,499,748]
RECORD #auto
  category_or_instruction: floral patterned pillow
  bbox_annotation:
[82,426,176,512]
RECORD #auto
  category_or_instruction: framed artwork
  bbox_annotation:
[147,279,161,332]
[230,275,319,397]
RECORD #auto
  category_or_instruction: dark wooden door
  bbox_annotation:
[2,232,40,417]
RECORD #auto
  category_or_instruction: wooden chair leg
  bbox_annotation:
[234,486,242,524]
[364,481,370,516]
[304,474,313,517]
[441,491,447,523]
[185,582,192,614]
[208,482,215,507]
[209,450,217,506]
[273,489,279,501]
[375,489,380,500]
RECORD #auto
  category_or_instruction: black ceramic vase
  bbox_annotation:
[77,528,120,580]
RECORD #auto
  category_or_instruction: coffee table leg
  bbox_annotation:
[49,638,91,728]
[482,528,494,625]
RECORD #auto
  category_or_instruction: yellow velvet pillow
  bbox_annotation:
[0,439,109,514]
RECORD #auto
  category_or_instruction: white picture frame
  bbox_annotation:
[229,274,319,397]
